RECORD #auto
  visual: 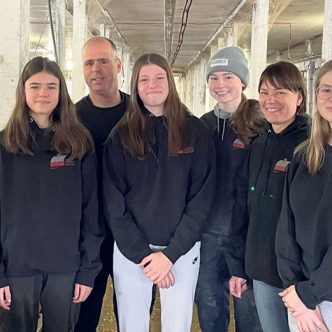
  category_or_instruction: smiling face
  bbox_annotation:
[137,64,169,116]
[316,70,332,128]
[208,71,243,112]
[25,71,59,127]
[82,38,121,98]
[259,80,303,133]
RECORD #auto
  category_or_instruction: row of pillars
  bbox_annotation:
[180,0,332,117]
[0,0,132,127]
[0,1,332,125]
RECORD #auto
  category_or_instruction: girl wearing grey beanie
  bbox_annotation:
[195,46,264,332]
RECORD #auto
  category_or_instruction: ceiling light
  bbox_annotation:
[275,51,282,61]
[305,39,313,56]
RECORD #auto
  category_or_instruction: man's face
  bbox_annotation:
[82,39,121,97]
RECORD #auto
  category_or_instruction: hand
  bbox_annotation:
[280,285,328,332]
[139,252,173,284]
[279,285,306,313]
[0,286,11,310]
[156,270,175,289]
[229,276,247,298]
[291,306,328,332]
[73,284,93,303]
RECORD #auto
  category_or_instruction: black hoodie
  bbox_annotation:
[201,106,258,278]
[103,108,216,264]
[0,121,103,288]
[245,115,310,287]
[276,146,332,309]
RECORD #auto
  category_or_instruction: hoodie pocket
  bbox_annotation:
[3,223,80,276]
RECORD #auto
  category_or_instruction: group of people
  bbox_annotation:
[0,35,331,332]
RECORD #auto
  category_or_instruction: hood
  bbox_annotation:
[267,113,311,137]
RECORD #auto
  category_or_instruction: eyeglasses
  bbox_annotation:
[316,86,332,100]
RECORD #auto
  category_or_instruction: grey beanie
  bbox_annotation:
[206,46,249,88]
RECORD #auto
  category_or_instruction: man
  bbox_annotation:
[75,36,129,332]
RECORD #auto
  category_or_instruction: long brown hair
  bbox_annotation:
[229,95,265,145]
[2,56,93,161]
[118,53,189,158]
[296,60,332,174]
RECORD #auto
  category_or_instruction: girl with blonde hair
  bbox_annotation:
[276,60,332,332]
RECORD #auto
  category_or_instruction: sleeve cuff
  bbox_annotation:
[295,281,317,310]
[0,273,9,288]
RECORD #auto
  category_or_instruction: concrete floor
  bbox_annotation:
[97,278,235,332]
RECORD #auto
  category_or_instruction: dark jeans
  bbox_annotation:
[0,272,80,332]
[195,232,262,332]
[75,234,118,332]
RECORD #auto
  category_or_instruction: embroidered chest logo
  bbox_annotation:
[50,155,74,169]
[177,146,195,155]
[232,138,245,149]
[274,159,290,172]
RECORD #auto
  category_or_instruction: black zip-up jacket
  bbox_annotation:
[276,147,332,309]
[201,109,252,277]
[245,115,309,287]
[103,109,216,264]
[0,121,103,288]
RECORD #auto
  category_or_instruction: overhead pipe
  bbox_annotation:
[185,0,249,71]
[97,0,130,49]
[164,0,176,61]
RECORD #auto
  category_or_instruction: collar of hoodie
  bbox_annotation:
[213,104,231,140]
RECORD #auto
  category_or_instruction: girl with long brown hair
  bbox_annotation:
[0,56,102,331]
[103,53,215,331]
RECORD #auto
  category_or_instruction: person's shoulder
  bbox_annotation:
[0,131,5,150]
[104,123,122,146]
[296,113,311,129]
[200,110,214,122]
[119,91,130,107]
[120,91,130,100]
[75,95,89,106]
[75,95,91,114]
[249,130,270,156]
[187,113,204,126]
[186,113,212,137]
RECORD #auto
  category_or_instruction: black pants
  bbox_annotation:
[0,272,80,332]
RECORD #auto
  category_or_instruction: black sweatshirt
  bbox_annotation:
[200,108,253,277]
[76,91,129,163]
[103,109,216,264]
[0,121,103,288]
[76,92,129,267]
[245,115,309,287]
[276,146,332,309]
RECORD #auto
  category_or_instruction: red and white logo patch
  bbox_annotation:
[274,159,290,172]
[50,155,74,169]
[232,138,245,149]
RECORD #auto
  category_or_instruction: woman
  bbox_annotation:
[230,61,309,332]
[103,53,215,332]
[276,60,332,332]
[195,46,264,332]
[0,57,103,331]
